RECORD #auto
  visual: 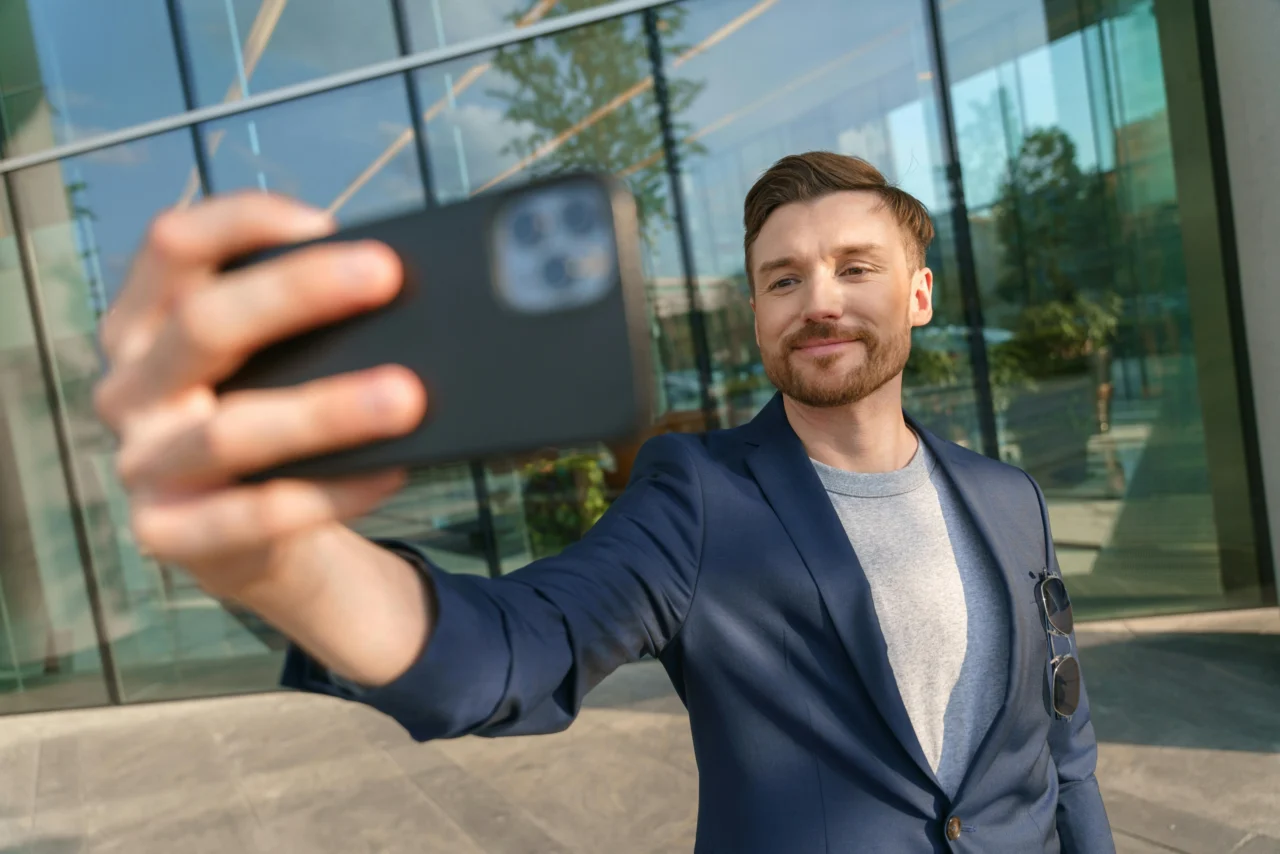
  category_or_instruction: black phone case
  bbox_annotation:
[216,173,654,481]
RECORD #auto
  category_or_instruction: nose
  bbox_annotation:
[800,270,844,323]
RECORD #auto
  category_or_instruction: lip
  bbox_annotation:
[792,338,858,356]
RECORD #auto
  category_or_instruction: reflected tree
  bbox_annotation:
[993,127,1114,307]
[487,1,705,235]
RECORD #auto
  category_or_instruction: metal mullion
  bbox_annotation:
[644,6,718,429]
[164,0,214,196]
[921,0,1000,459]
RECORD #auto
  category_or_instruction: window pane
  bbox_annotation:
[177,0,399,108]
[941,0,1266,618]
[0,0,186,158]
[10,131,299,704]
[402,0,618,51]
[0,171,109,713]
[201,77,428,223]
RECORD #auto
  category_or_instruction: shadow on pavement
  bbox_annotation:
[1078,630,1279,753]
[1,838,83,854]
[581,628,1280,758]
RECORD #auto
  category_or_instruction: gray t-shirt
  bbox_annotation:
[811,437,1009,796]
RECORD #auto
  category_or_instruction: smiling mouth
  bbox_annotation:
[792,338,860,356]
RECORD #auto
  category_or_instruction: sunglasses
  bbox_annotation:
[1036,574,1081,720]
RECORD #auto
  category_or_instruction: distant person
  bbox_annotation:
[95,151,1113,853]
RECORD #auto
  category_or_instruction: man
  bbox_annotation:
[95,151,1113,852]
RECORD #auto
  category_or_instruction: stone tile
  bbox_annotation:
[1114,829,1185,853]
[205,694,373,777]
[1098,745,1280,840]
[1232,835,1280,854]
[27,808,87,853]
[404,753,571,854]
[436,723,699,853]
[1103,789,1251,854]
[0,741,38,820]
[248,769,487,854]
[79,778,246,840]
[33,737,82,815]
[76,718,229,803]
[87,806,258,854]
[20,834,86,854]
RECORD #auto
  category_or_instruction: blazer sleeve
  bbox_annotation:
[281,432,705,742]
[1028,474,1116,854]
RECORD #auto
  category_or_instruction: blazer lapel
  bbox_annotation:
[742,395,940,788]
[913,422,1034,793]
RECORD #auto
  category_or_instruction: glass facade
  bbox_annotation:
[0,0,1270,713]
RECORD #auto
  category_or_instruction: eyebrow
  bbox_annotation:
[755,243,887,278]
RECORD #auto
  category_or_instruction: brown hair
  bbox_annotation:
[742,151,935,289]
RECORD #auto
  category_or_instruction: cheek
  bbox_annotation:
[754,306,787,345]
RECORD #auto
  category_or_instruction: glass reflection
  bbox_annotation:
[202,78,427,223]
[943,0,1262,617]
[0,0,186,158]
[178,0,399,107]
[0,174,109,713]
[11,131,301,704]
[401,0,616,52]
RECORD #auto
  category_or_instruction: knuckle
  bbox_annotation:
[144,208,189,258]
[255,480,306,536]
[114,448,141,491]
[129,505,167,560]
[199,413,242,472]
[92,376,126,429]
[174,295,234,362]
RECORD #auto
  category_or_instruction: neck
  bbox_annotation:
[782,377,918,473]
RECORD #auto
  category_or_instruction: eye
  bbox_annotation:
[767,276,798,292]
[840,264,870,277]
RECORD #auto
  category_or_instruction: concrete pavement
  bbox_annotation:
[0,608,1276,853]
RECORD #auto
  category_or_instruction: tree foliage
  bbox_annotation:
[487,2,705,234]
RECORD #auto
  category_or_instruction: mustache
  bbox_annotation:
[784,322,872,350]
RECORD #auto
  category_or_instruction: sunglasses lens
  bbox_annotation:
[1042,576,1074,635]
[1053,655,1081,717]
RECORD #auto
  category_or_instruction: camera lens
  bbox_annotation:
[512,210,544,246]
[543,256,574,288]
[562,197,596,235]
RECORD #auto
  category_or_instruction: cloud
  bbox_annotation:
[428,101,537,196]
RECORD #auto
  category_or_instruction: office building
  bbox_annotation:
[0,0,1274,712]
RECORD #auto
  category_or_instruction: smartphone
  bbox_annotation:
[216,172,654,482]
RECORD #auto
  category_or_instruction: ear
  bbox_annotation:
[909,266,934,329]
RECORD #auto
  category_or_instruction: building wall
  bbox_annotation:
[1209,0,1280,592]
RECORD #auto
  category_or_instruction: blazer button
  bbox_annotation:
[945,816,963,841]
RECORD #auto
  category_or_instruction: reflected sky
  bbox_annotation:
[4,0,1171,307]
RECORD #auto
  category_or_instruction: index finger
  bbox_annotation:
[101,192,336,365]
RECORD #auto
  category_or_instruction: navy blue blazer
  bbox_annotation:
[285,394,1114,853]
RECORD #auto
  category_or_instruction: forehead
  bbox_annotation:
[752,191,905,265]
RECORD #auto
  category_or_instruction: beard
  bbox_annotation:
[761,319,912,408]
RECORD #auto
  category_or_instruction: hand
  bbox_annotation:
[93,192,427,603]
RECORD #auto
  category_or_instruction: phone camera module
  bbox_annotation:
[543,256,574,288]
[512,209,545,246]
[562,198,596,235]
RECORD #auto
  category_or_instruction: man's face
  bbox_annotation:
[750,191,933,408]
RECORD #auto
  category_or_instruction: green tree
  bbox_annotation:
[993,127,1113,306]
[487,1,705,236]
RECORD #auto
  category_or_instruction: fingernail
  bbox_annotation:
[341,243,390,288]
[363,374,407,414]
